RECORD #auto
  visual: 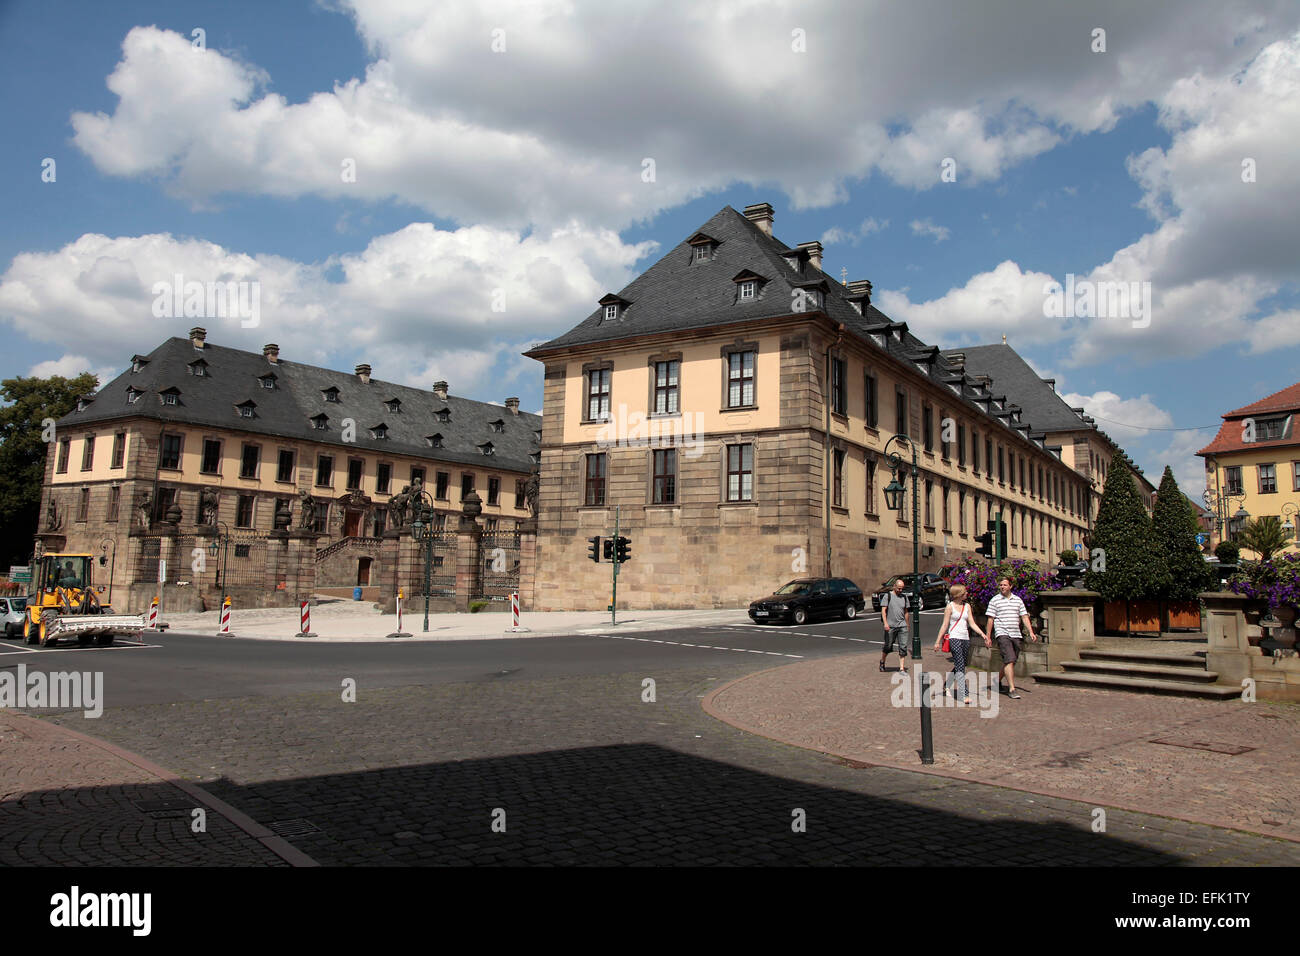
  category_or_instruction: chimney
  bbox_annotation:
[743,202,774,237]
[263,344,279,364]
[505,397,520,415]
[433,381,448,401]
[797,241,824,272]
[355,364,372,385]
[846,279,873,305]
[189,327,207,349]
[947,351,966,370]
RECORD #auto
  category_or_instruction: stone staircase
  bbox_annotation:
[1032,646,1241,699]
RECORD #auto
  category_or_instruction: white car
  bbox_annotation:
[1,596,28,637]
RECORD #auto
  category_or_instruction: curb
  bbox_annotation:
[700,656,1300,846]
[8,713,319,867]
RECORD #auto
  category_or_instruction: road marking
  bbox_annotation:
[0,642,159,657]
[588,634,802,659]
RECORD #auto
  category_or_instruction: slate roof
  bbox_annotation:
[60,337,541,474]
[940,344,1092,434]
[529,205,1067,458]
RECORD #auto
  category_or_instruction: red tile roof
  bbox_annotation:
[1198,381,1300,456]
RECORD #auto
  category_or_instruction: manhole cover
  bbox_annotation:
[1150,738,1255,756]
[267,818,321,838]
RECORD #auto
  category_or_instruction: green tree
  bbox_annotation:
[1083,457,1168,601]
[1215,540,1240,564]
[0,372,99,567]
[1236,515,1289,563]
[1151,466,1211,600]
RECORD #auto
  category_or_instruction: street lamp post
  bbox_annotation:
[408,488,437,632]
[206,522,231,623]
[882,434,934,765]
[1280,502,1299,543]
[1202,485,1248,549]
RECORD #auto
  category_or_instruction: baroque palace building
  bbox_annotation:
[41,328,539,605]
[1197,381,1300,555]
[525,203,1131,611]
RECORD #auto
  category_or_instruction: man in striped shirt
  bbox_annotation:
[984,576,1038,699]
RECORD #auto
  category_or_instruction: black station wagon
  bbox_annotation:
[748,577,866,625]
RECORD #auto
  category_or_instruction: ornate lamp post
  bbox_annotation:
[408,487,437,632]
[1202,486,1248,547]
[882,433,934,765]
[1280,502,1299,544]
[206,521,231,621]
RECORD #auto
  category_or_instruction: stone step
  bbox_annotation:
[1061,659,1219,683]
[1031,671,1241,699]
[1077,648,1207,669]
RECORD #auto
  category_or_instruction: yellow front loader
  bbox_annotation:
[23,553,144,647]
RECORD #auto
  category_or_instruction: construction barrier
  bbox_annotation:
[218,597,232,635]
[387,588,411,639]
[297,600,316,638]
[147,597,159,629]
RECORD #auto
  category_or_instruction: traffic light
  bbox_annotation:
[587,536,601,563]
[614,536,631,563]
[976,529,994,559]
[602,538,615,560]
[995,518,1007,562]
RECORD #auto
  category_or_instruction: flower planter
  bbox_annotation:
[1162,599,1203,631]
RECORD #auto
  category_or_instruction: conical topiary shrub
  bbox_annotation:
[1152,466,1211,601]
[1084,458,1169,603]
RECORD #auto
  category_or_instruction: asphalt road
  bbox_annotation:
[0,612,938,706]
[6,610,1295,866]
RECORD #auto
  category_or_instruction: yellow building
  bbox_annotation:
[1197,382,1300,557]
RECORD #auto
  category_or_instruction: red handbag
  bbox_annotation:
[940,634,950,653]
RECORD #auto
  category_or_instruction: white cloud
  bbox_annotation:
[0,225,654,399]
[1059,390,1175,443]
[909,218,951,242]
[820,217,888,246]
[66,5,1300,229]
[27,354,119,386]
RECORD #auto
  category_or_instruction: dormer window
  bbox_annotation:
[687,232,718,263]
[188,359,208,377]
[311,414,328,430]
[126,387,142,404]
[131,355,148,373]
[732,270,767,303]
[371,424,389,440]
[322,386,340,403]
[490,419,505,433]
[385,398,401,413]
[426,433,443,448]
[159,388,180,406]
[479,442,495,456]
[436,408,451,423]
[259,374,276,390]
[236,400,256,419]
[598,293,630,322]
[530,452,541,466]
[75,396,91,412]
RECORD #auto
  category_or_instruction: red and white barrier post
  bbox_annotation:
[386,588,412,639]
[217,596,233,636]
[297,599,316,638]
[147,597,159,629]
[506,590,529,633]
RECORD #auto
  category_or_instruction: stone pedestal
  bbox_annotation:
[285,531,320,604]
[1040,587,1098,671]
[517,518,537,611]
[378,529,402,614]
[1202,590,1258,686]
[456,524,482,613]
[265,531,291,605]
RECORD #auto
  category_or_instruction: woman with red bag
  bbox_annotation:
[932,584,990,705]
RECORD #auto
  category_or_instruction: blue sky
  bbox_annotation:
[3,0,1299,495]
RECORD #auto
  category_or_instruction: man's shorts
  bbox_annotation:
[884,626,909,655]
[997,633,1023,665]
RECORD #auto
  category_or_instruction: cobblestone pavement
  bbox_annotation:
[0,711,286,866]
[39,661,1300,865]
[707,652,1300,843]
